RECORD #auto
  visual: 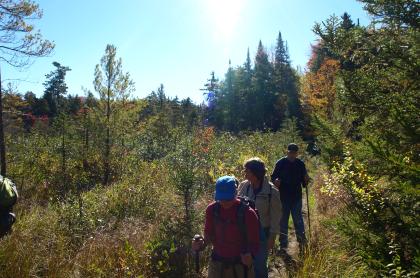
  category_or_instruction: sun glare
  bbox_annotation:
[204,0,244,41]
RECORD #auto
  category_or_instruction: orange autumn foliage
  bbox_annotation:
[301,59,340,119]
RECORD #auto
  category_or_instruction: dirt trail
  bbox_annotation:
[268,191,309,277]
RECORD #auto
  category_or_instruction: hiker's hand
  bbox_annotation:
[240,253,253,267]
[267,237,275,250]
[192,235,204,252]
[274,179,281,189]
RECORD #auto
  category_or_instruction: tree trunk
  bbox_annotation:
[0,67,6,176]
[83,108,89,171]
[103,83,111,186]
[61,116,66,177]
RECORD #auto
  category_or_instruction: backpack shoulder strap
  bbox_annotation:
[210,202,221,243]
[0,177,17,210]
[213,202,221,223]
[236,201,248,253]
[9,179,18,205]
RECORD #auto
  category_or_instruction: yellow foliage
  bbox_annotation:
[301,59,340,120]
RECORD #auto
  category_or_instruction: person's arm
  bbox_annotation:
[270,160,281,183]
[302,161,309,187]
[193,205,213,251]
[268,186,282,249]
[234,207,260,267]
[237,181,247,198]
[245,208,260,256]
[303,174,310,187]
[271,160,283,188]
[203,204,215,246]
[239,208,259,267]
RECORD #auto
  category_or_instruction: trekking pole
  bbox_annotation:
[193,234,203,274]
[305,184,311,237]
[194,250,199,274]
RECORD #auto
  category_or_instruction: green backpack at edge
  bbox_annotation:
[0,176,18,209]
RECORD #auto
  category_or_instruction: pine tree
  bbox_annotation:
[232,65,249,130]
[244,48,252,79]
[181,97,199,130]
[308,2,420,272]
[94,44,134,185]
[253,40,274,130]
[201,71,220,127]
[242,48,254,130]
[273,32,301,129]
[43,62,71,118]
[274,32,290,67]
[0,0,54,175]
[224,60,238,131]
[42,62,71,184]
[340,12,355,31]
[169,96,181,126]
[156,84,166,111]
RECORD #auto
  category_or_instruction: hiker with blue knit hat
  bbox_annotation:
[192,175,259,278]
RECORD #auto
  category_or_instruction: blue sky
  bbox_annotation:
[5,0,371,103]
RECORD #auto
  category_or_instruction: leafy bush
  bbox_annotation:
[321,146,420,276]
[144,218,190,278]
[0,122,316,277]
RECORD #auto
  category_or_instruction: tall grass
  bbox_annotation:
[0,126,373,277]
[293,167,372,278]
[1,127,302,277]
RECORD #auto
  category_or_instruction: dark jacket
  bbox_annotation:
[271,157,307,202]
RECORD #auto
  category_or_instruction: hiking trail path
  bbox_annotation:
[268,190,309,277]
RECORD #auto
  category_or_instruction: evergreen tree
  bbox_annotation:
[274,32,302,128]
[244,48,252,79]
[94,44,134,185]
[180,97,199,130]
[224,60,238,131]
[79,90,98,176]
[169,96,181,126]
[232,65,249,130]
[201,71,220,127]
[252,40,274,130]
[42,62,71,185]
[66,95,82,115]
[43,62,71,117]
[273,32,289,127]
[0,0,54,175]
[242,48,254,130]
[309,1,420,273]
[340,12,355,31]
[274,32,290,67]
[156,84,166,111]
[203,36,301,132]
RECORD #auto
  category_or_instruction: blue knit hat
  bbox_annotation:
[214,176,236,201]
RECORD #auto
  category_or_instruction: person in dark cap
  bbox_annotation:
[270,143,309,255]
[192,175,259,278]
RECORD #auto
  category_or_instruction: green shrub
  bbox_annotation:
[144,218,190,278]
[321,146,420,276]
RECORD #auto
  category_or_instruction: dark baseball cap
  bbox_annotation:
[287,143,299,152]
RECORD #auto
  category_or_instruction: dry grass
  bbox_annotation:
[292,168,371,278]
[72,219,156,278]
